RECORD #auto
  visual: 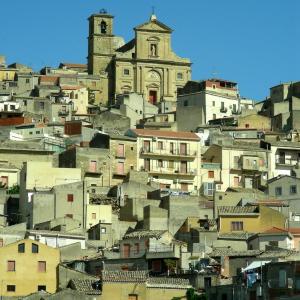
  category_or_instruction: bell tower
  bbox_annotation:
[88,9,115,75]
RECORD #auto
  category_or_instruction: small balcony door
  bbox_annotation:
[180,161,187,174]
[117,162,124,175]
[143,140,150,152]
[144,158,150,171]
[117,144,125,157]
[180,143,187,155]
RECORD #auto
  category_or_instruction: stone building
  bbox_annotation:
[88,11,191,104]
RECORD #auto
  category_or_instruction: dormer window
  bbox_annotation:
[100,21,107,34]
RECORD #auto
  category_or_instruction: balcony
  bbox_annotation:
[148,167,196,177]
[231,109,240,115]
[113,170,127,177]
[275,157,298,167]
[140,147,197,159]
[220,107,227,113]
[58,109,69,116]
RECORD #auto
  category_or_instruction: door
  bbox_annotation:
[180,161,187,174]
[144,159,150,171]
[117,162,124,175]
[149,90,157,104]
[123,244,130,258]
[143,140,150,152]
[170,142,174,154]
[180,143,187,155]
[181,183,188,192]
[234,176,239,187]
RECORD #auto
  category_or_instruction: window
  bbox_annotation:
[290,185,297,194]
[38,285,47,292]
[134,243,140,254]
[65,214,73,219]
[275,187,282,196]
[26,78,30,84]
[231,221,243,231]
[157,141,163,150]
[7,260,15,271]
[23,100,27,106]
[7,285,15,292]
[38,261,46,272]
[168,160,174,169]
[212,84,216,89]
[245,123,249,128]
[100,21,107,34]
[219,195,223,200]
[213,114,216,120]
[177,72,183,80]
[18,243,25,253]
[221,102,225,109]
[212,101,215,107]
[116,144,125,157]
[67,194,74,202]
[92,213,96,219]
[158,159,163,168]
[204,182,215,196]
[101,227,106,234]
[184,100,188,107]
[39,102,45,110]
[32,243,39,253]
[123,69,130,75]
[269,241,279,247]
[128,295,138,300]
[208,171,214,179]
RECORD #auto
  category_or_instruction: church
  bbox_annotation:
[88,10,192,106]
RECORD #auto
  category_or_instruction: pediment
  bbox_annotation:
[134,20,172,33]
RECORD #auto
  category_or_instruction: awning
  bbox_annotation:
[242,260,271,272]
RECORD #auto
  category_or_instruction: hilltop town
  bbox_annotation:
[0,9,300,300]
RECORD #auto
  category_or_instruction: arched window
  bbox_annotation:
[100,21,107,34]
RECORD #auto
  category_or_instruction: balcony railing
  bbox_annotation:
[220,107,227,113]
[147,167,197,176]
[140,147,197,158]
[58,110,69,116]
[275,157,298,166]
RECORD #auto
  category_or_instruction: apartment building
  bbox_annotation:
[177,79,241,131]
[126,129,201,193]
[261,140,300,177]
[202,144,270,193]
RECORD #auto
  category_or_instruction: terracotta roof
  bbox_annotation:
[39,76,58,83]
[218,206,259,215]
[288,228,300,235]
[130,129,200,140]
[102,271,148,283]
[258,249,299,259]
[123,230,167,239]
[146,277,191,289]
[60,85,82,90]
[248,200,289,207]
[263,227,289,234]
[218,232,255,240]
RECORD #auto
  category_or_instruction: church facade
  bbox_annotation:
[88,11,192,106]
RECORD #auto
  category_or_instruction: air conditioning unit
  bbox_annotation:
[36,234,42,241]
[152,137,157,141]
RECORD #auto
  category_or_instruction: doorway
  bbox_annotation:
[149,90,157,104]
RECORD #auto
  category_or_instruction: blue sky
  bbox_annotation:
[1,0,299,100]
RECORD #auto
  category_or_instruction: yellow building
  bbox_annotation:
[0,239,60,297]
[101,270,190,300]
[218,205,286,234]
[126,129,201,193]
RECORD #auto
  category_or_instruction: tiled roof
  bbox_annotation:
[130,129,200,141]
[146,277,191,289]
[218,206,259,215]
[39,76,59,83]
[123,230,167,239]
[69,279,101,295]
[247,200,289,207]
[209,248,262,257]
[60,62,87,69]
[60,85,82,90]
[102,271,149,283]
[258,249,299,259]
